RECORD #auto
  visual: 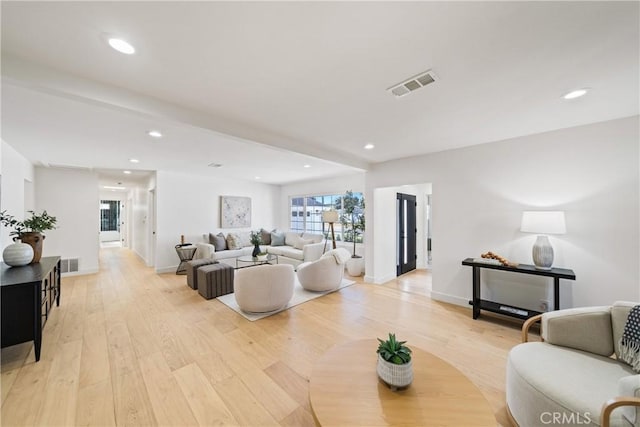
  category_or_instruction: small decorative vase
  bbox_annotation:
[20,232,44,263]
[3,242,34,267]
[377,355,413,391]
[252,244,261,257]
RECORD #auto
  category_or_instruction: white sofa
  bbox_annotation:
[507,301,640,427]
[194,230,325,268]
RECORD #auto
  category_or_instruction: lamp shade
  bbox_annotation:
[322,210,339,223]
[520,211,566,234]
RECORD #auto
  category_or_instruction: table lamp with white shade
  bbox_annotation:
[520,211,566,270]
[322,210,339,251]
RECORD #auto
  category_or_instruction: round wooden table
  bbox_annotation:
[309,339,496,426]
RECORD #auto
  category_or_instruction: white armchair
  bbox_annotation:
[297,248,350,292]
[507,301,640,427]
[234,264,295,313]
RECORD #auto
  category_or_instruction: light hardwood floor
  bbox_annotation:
[1,247,524,426]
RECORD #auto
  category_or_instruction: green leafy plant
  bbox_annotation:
[250,230,262,246]
[334,190,365,257]
[377,333,412,365]
[0,210,57,238]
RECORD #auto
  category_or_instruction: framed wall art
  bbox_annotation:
[220,196,251,228]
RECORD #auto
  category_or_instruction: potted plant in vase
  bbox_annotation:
[376,332,413,391]
[337,190,365,276]
[0,210,57,265]
[249,230,262,258]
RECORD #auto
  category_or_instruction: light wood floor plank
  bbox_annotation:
[0,246,522,426]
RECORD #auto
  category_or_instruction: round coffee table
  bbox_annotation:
[235,254,278,269]
[309,339,495,426]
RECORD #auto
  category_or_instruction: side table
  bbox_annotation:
[175,244,197,274]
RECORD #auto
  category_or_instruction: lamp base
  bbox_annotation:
[532,235,554,270]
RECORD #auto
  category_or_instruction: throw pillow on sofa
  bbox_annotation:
[293,236,313,250]
[271,230,285,246]
[226,233,242,250]
[210,233,227,251]
[260,228,272,245]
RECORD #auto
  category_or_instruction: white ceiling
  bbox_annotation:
[1,1,638,184]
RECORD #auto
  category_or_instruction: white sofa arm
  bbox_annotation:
[195,242,215,260]
[302,241,325,262]
[542,306,613,356]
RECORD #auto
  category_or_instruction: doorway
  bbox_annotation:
[397,193,417,276]
[100,200,121,247]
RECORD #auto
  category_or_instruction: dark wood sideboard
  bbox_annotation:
[1,256,61,362]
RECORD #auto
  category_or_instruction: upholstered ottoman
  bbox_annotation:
[185,259,218,290]
[197,263,234,299]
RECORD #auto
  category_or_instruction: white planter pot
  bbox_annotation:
[3,242,34,267]
[376,354,413,391]
[346,257,364,276]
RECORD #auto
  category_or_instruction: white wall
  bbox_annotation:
[366,116,639,309]
[154,171,280,272]
[0,141,35,253]
[35,167,99,275]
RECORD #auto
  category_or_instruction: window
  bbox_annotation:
[100,200,120,232]
[289,192,364,243]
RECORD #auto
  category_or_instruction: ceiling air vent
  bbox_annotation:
[388,69,438,98]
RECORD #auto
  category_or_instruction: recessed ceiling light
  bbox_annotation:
[208,163,223,168]
[129,158,140,163]
[147,130,162,138]
[303,164,311,168]
[255,176,262,180]
[108,38,135,55]
[123,170,132,174]
[364,143,375,150]
[563,88,589,100]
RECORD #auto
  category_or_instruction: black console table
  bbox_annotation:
[1,256,61,361]
[462,258,576,321]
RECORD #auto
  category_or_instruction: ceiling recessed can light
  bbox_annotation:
[563,88,589,100]
[123,170,132,174]
[108,38,135,55]
[147,130,162,138]
[255,176,262,180]
[303,164,311,168]
[129,158,140,163]
[364,143,375,150]
[208,163,222,168]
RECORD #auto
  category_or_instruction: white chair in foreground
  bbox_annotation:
[297,248,351,292]
[234,264,295,313]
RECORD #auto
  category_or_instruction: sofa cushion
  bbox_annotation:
[271,231,285,246]
[210,233,227,251]
[285,231,301,246]
[260,228,272,245]
[302,232,323,244]
[619,375,640,424]
[214,248,245,260]
[226,233,242,250]
[293,237,313,250]
[507,342,635,427]
[267,246,304,261]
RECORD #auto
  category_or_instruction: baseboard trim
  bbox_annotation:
[429,291,469,308]
[155,266,177,274]
[61,268,99,277]
[363,273,397,285]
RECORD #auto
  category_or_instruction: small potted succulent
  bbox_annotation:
[376,333,413,391]
[250,230,262,258]
[1,210,57,265]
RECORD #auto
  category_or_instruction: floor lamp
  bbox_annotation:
[322,210,339,252]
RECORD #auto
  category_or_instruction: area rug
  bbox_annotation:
[216,278,355,321]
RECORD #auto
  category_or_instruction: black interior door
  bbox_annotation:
[397,193,417,276]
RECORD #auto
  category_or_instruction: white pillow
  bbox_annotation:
[293,237,313,250]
